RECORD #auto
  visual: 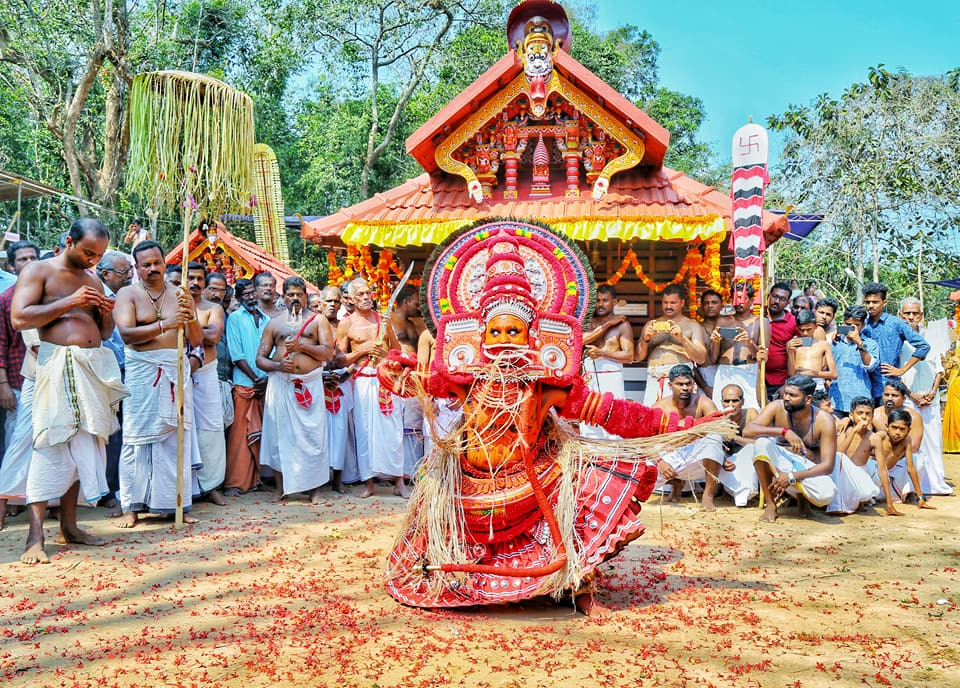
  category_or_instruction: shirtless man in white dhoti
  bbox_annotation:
[113,241,203,528]
[319,286,357,493]
[716,384,760,507]
[336,278,407,498]
[390,287,425,477]
[693,290,723,398]
[256,277,334,503]
[636,284,706,405]
[653,364,728,511]
[186,263,227,506]
[745,374,839,522]
[12,219,127,563]
[710,281,767,410]
[581,284,634,440]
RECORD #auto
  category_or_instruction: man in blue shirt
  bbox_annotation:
[224,279,269,495]
[861,282,929,406]
[829,305,879,416]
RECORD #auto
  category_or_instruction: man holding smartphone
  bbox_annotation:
[710,281,767,411]
[581,284,635,440]
[829,306,879,417]
[636,284,706,405]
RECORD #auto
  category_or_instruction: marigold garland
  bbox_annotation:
[328,245,421,309]
[604,235,725,318]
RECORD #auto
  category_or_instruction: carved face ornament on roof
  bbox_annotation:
[520,16,557,117]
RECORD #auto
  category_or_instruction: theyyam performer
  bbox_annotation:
[377,220,733,612]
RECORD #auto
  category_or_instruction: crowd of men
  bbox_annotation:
[583,280,953,521]
[0,222,953,563]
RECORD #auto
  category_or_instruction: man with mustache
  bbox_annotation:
[185,262,227,506]
[710,281,767,411]
[224,279,269,495]
[390,286,425,477]
[257,277,334,504]
[113,241,202,528]
[636,284,707,405]
[652,364,728,510]
[336,278,406,498]
[897,297,952,496]
[745,374,837,522]
[581,284,634,440]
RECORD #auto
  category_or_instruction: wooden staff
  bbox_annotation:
[175,201,193,527]
[757,250,768,407]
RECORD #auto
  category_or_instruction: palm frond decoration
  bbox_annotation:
[127,70,255,218]
[251,143,289,264]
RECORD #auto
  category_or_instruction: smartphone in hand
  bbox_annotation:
[718,326,739,339]
[799,337,814,347]
[836,325,854,336]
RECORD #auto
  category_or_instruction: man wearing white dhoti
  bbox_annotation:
[745,374,838,522]
[0,329,40,524]
[709,281,766,411]
[336,278,407,498]
[113,241,203,528]
[11,219,128,563]
[319,287,359,493]
[898,298,952,495]
[581,285,634,440]
[716,384,760,507]
[653,365,729,511]
[186,263,228,505]
[636,285,707,406]
[257,277,334,503]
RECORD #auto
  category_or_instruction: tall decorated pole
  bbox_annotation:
[730,121,770,405]
[127,70,255,525]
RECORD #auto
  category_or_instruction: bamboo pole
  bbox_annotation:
[175,201,192,527]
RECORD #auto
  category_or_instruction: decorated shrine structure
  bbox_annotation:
[301,0,787,321]
[166,220,317,291]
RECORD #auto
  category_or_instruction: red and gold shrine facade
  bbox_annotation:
[302,0,786,318]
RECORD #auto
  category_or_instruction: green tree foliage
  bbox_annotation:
[769,66,960,303]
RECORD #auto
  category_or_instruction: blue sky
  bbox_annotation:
[592,0,960,164]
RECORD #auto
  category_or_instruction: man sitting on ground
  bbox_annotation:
[716,383,760,507]
[745,374,837,522]
[652,364,728,511]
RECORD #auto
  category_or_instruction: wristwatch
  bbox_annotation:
[787,472,797,486]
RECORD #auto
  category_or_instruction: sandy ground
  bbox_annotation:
[1,456,958,688]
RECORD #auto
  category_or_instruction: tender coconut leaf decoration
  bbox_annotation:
[127,70,255,217]
[251,143,289,264]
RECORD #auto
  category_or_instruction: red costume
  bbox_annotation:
[380,220,726,608]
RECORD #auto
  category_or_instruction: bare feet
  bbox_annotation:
[700,492,716,512]
[667,479,683,503]
[760,504,778,522]
[918,499,937,510]
[268,489,285,503]
[103,504,123,518]
[21,541,49,564]
[797,497,812,518]
[886,504,904,516]
[56,527,107,547]
[115,512,138,529]
[360,487,375,498]
[309,489,324,505]
[208,489,227,506]
[223,487,242,497]
[333,481,347,495]
[393,481,411,499]
[575,589,611,619]
[182,514,200,524]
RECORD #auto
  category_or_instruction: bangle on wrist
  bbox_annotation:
[780,427,789,437]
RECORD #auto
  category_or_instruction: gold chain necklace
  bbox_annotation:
[141,282,167,319]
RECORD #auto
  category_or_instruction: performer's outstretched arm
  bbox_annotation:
[557,377,717,438]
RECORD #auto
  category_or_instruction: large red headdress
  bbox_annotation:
[422,219,593,385]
